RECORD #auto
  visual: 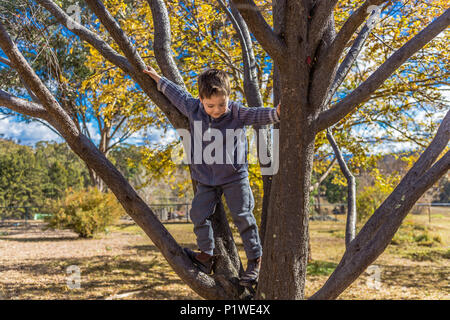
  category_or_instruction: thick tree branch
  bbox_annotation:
[312,110,450,299]
[311,3,381,108]
[326,129,357,248]
[312,1,387,106]
[84,0,146,73]
[229,0,264,108]
[146,0,185,87]
[0,22,78,135]
[324,22,373,107]
[0,55,42,103]
[0,89,49,120]
[230,0,286,63]
[218,0,265,109]
[317,8,450,132]
[218,1,250,64]
[321,0,387,66]
[36,0,133,74]
[309,0,339,47]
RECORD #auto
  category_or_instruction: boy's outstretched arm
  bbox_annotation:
[236,102,281,126]
[143,66,195,118]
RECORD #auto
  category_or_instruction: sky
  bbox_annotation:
[0,116,62,145]
[0,86,448,150]
[0,2,448,152]
[0,114,181,148]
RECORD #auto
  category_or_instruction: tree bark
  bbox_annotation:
[327,130,357,248]
[257,73,317,298]
[0,20,235,300]
[311,111,450,299]
[2,0,448,301]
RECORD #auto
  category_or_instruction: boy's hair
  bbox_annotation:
[198,68,231,99]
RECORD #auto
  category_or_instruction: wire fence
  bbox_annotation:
[0,203,192,226]
[149,203,192,223]
[0,206,40,227]
[1,202,448,227]
[312,203,450,223]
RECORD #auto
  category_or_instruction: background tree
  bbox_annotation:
[0,0,448,300]
[0,0,159,190]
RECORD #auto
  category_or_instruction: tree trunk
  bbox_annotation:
[87,165,105,191]
[327,130,357,247]
[2,0,448,301]
[316,192,321,216]
[257,67,317,298]
[257,121,316,299]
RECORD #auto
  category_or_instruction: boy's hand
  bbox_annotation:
[276,102,281,118]
[143,65,161,83]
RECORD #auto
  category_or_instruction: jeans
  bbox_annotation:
[189,176,262,260]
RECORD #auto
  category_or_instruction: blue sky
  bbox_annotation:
[0,1,448,152]
[0,114,180,148]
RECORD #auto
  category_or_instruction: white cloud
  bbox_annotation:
[142,127,179,146]
[0,115,177,148]
[0,117,62,145]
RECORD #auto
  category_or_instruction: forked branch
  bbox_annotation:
[317,8,450,132]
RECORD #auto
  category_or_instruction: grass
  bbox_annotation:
[403,248,450,262]
[390,221,443,247]
[307,260,338,276]
[0,206,448,299]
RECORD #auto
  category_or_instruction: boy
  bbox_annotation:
[143,66,280,285]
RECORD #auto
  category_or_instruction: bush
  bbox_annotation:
[45,188,124,238]
[356,185,391,221]
[356,170,401,221]
[404,249,450,262]
[307,260,338,276]
[391,221,442,247]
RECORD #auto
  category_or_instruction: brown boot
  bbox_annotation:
[183,248,214,274]
[239,256,261,286]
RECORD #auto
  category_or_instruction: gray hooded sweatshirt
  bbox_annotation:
[157,76,280,186]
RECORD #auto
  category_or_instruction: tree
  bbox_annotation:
[0,0,159,190]
[433,176,450,203]
[0,0,448,300]
[0,139,90,214]
[0,143,43,215]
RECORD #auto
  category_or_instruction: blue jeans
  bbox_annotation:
[189,176,262,260]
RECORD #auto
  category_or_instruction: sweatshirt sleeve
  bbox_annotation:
[157,76,196,118]
[235,102,281,126]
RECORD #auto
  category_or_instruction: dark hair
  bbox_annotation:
[198,68,231,99]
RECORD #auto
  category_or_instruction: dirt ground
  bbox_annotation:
[0,208,448,300]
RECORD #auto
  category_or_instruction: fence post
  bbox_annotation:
[25,207,29,227]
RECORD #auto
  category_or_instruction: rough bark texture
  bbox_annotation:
[311,111,450,299]
[327,130,356,248]
[1,0,448,300]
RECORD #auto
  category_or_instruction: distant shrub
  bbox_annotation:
[356,170,400,221]
[405,249,450,262]
[356,185,391,221]
[307,260,338,276]
[45,188,124,238]
[391,221,442,247]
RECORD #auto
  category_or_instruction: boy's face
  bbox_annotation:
[200,94,229,119]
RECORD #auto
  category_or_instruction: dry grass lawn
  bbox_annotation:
[0,207,448,300]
